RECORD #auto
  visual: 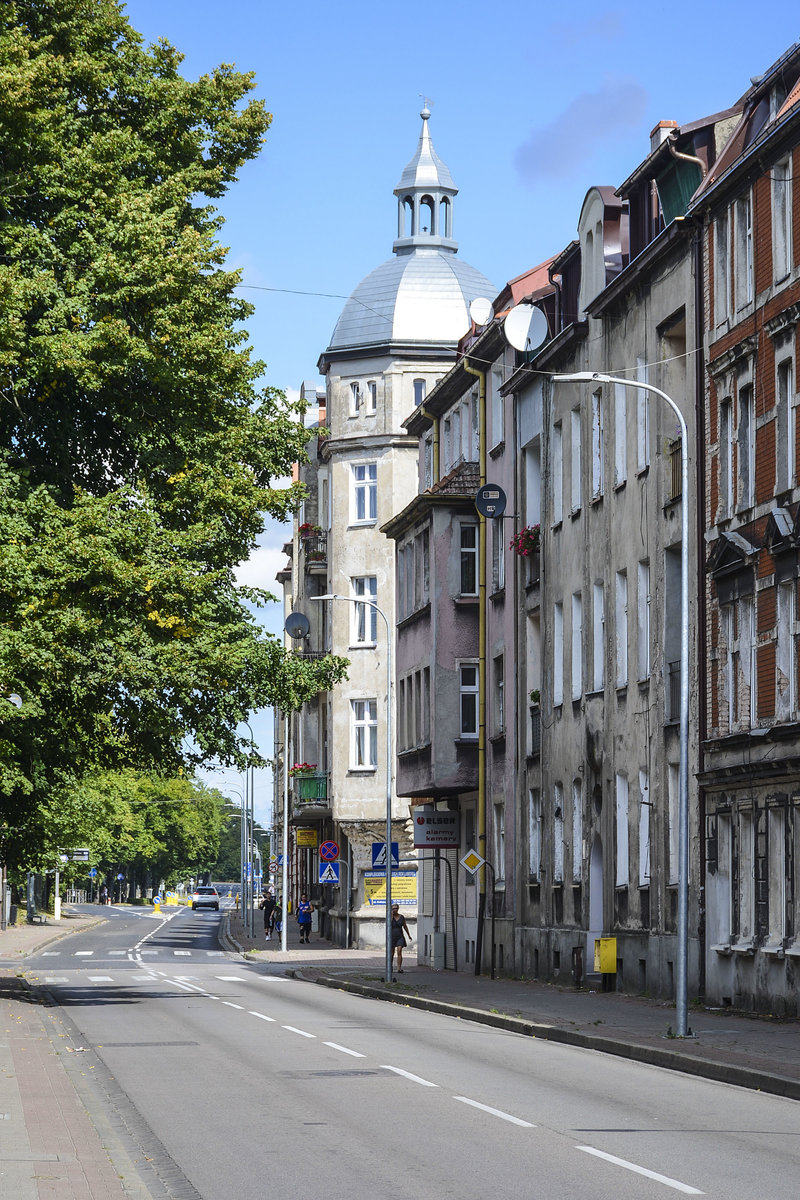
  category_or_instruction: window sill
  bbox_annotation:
[762,943,786,958]
[591,493,603,507]
[348,643,378,651]
[454,595,479,607]
[489,732,506,746]
[489,440,505,458]
[711,942,733,956]
[348,521,378,529]
[397,602,431,631]
[489,587,506,602]
[614,479,627,493]
[397,742,431,759]
[347,767,378,776]
[454,737,479,746]
[783,943,800,958]
[731,940,756,956]
[570,506,582,520]
[636,465,650,480]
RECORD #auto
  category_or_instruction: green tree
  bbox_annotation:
[0,2,347,874]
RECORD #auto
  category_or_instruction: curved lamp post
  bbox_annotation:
[552,371,690,1038]
[310,594,394,985]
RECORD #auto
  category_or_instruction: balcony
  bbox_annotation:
[297,772,328,801]
[302,533,327,570]
[291,773,330,821]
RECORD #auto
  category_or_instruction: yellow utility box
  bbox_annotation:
[594,937,617,974]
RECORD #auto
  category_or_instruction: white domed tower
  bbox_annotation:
[294,110,495,949]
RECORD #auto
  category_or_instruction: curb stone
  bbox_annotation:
[294,969,800,1103]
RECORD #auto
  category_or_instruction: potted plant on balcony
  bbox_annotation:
[298,522,322,541]
[288,762,317,777]
[509,523,540,556]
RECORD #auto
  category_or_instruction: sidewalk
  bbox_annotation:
[0,908,151,1199]
[226,911,800,1102]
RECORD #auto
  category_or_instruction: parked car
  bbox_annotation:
[191,886,220,911]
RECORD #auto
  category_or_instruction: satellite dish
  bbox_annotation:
[469,297,495,327]
[503,303,549,353]
[284,611,310,641]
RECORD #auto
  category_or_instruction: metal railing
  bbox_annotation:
[668,439,682,501]
[303,533,327,566]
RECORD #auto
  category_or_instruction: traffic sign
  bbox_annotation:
[319,840,339,862]
[89,868,97,878]
[268,862,279,874]
[319,862,340,885]
[460,849,484,875]
[371,842,399,869]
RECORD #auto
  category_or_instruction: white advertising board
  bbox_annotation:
[412,808,460,849]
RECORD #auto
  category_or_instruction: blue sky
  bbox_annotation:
[122,0,799,823]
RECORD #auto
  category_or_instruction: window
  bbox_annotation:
[591,388,604,498]
[491,371,504,448]
[349,381,361,415]
[570,407,582,511]
[351,699,378,769]
[493,802,506,884]
[592,582,605,691]
[776,581,797,721]
[553,601,564,705]
[736,808,755,943]
[615,774,629,887]
[667,763,679,884]
[614,383,627,486]
[636,358,650,471]
[452,407,461,465]
[423,435,433,489]
[767,807,787,946]
[493,654,504,734]
[719,396,734,518]
[615,570,628,687]
[638,771,650,886]
[553,783,564,883]
[366,380,378,415]
[738,384,754,509]
[443,417,452,473]
[491,521,505,592]
[415,529,429,610]
[352,463,377,523]
[529,790,542,879]
[571,592,583,700]
[397,679,406,750]
[422,666,430,743]
[413,378,426,406]
[772,158,792,284]
[637,561,650,681]
[776,353,795,493]
[552,422,563,525]
[460,524,478,595]
[352,576,377,644]
[470,392,479,460]
[459,663,479,737]
[714,210,730,324]
[572,779,583,882]
[734,194,753,310]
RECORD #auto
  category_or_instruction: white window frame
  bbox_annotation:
[737,383,754,510]
[637,561,651,681]
[552,421,563,525]
[734,193,753,311]
[553,782,564,883]
[351,698,378,769]
[614,382,627,486]
[553,601,564,706]
[591,388,604,498]
[529,789,542,879]
[352,462,377,524]
[491,371,504,449]
[636,357,650,471]
[351,576,377,645]
[615,773,629,888]
[460,524,478,596]
[773,157,792,283]
[572,779,583,883]
[767,807,787,946]
[494,654,504,734]
[777,581,797,721]
[776,349,795,493]
[458,661,479,739]
[714,210,730,324]
[570,407,582,512]
[719,395,734,519]
[413,378,426,407]
[592,582,605,692]
[571,591,583,701]
[615,570,628,687]
[365,380,378,415]
[638,771,650,886]
[668,763,679,884]
[493,801,506,885]
[492,521,505,592]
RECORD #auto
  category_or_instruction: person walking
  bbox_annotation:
[390,903,411,979]
[260,888,277,940]
[296,892,313,944]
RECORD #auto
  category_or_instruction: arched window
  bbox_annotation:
[420,195,435,235]
[439,197,450,238]
[402,196,414,237]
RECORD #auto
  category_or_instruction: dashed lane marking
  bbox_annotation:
[576,1146,704,1194]
[381,1066,438,1088]
[453,1096,535,1127]
[249,1011,276,1022]
[282,1026,316,1038]
[324,1042,366,1058]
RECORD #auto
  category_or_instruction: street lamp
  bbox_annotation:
[310,594,394,985]
[552,371,691,1038]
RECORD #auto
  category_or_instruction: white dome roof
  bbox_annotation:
[328,249,495,353]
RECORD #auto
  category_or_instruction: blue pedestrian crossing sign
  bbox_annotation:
[371,842,399,869]
[319,862,340,885]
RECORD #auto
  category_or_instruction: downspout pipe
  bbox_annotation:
[463,358,487,975]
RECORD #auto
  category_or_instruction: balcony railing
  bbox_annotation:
[302,533,327,567]
[296,772,328,801]
[667,660,680,723]
[668,439,682,502]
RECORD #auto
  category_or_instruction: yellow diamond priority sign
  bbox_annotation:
[460,849,484,875]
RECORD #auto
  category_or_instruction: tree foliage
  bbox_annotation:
[0,2,348,872]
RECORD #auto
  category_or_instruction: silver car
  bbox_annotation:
[191,886,220,911]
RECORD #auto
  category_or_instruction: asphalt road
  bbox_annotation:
[24,906,800,1200]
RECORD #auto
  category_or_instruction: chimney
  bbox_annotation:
[650,120,678,151]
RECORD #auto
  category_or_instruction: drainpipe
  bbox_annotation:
[463,359,487,974]
[668,139,708,177]
[693,216,708,1001]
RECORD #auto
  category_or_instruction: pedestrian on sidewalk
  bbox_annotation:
[99,884,108,906]
[390,903,410,979]
[296,892,313,944]
[260,888,277,940]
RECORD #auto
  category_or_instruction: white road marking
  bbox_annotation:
[282,1025,316,1038]
[381,1066,438,1088]
[223,1002,244,1010]
[324,1042,366,1058]
[249,1011,276,1023]
[44,977,69,983]
[173,976,198,981]
[206,951,224,956]
[75,951,93,956]
[453,1096,535,1127]
[576,1146,704,1194]
[132,974,157,981]
[140,950,157,955]
[109,950,126,956]
[168,979,197,992]
[215,975,245,981]
[174,950,191,956]
[41,952,59,957]
[87,976,113,982]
